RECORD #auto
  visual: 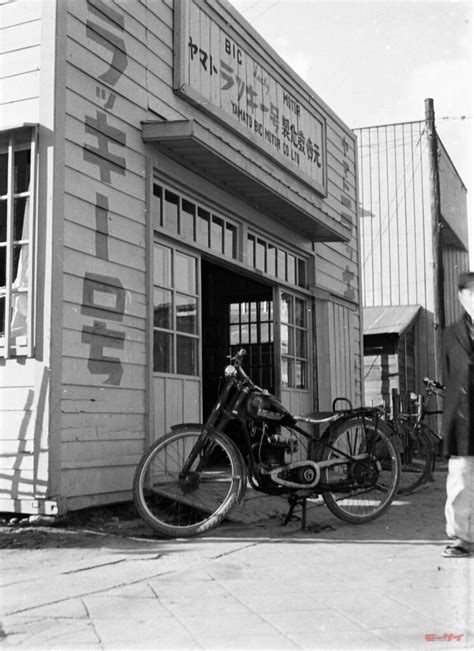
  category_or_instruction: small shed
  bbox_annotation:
[363,305,421,414]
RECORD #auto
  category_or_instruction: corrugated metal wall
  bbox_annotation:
[355,120,469,393]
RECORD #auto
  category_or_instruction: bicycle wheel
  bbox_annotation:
[320,415,400,524]
[397,425,434,495]
[133,426,244,538]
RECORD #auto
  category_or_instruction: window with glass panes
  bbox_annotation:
[280,292,308,389]
[153,243,199,375]
[229,300,274,391]
[0,126,37,357]
[247,233,307,289]
[153,184,237,260]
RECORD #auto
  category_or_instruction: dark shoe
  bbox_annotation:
[442,545,470,558]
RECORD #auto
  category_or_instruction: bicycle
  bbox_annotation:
[387,377,444,495]
[133,349,401,538]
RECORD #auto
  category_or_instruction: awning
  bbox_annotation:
[363,305,421,337]
[142,120,351,242]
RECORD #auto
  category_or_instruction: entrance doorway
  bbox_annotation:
[201,260,274,418]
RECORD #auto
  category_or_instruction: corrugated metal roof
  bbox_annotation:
[363,305,421,336]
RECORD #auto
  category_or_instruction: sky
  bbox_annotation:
[229,0,473,268]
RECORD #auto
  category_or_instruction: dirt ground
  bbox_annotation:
[0,502,154,550]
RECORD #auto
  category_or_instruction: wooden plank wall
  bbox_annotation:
[63,0,362,507]
[0,0,41,125]
[61,0,149,508]
[443,246,470,326]
[438,140,469,246]
[0,1,50,506]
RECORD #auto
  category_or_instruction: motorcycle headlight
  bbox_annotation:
[224,365,237,378]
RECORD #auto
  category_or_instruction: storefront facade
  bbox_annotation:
[0,0,361,514]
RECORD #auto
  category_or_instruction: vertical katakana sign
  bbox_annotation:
[80,0,128,386]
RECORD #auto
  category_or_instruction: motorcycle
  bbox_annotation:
[133,349,401,538]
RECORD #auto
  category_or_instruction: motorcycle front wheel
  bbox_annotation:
[320,415,400,523]
[133,426,244,538]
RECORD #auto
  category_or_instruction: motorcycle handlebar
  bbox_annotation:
[229,349,266,393]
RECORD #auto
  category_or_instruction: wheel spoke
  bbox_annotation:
[321,416,400,523]
[133,429,242,537]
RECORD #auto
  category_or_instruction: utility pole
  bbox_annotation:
[425,98,445,385]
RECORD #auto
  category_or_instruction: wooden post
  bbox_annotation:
[392,388,400,419]
[425,98,444,385]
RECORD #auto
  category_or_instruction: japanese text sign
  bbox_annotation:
[175,1,327,195]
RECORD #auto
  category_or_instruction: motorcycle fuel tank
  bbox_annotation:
[246,390,292,423]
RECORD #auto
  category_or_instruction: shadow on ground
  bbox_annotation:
[0,470,448,551]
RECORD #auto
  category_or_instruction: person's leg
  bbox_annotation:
[443,456,473,557]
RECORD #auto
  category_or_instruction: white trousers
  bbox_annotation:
[445,456,474,545]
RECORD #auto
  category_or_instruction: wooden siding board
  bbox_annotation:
[1,69,40,103]
[0,19,41,54]
[62,439,143,465]
[443,247,469,325]
[0,0,42,29]
[62,412,144,437]
[63,220,146,265]
[61,353,147,385]
[439,142,469,244]
[0,472,49,497]
[64,121,146,199]
[63,301,145,336]
[63,237,146,282]
[62,258,146,305]
[64,87,147,151]
[66,45,147,114]
[0,45,41,77]
[61,387,145,415]
[61,466,134,497]
[64,178,146,236]
[0,387,39,412]
[0,97,39,124]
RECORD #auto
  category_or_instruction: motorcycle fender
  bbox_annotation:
[170,422,204,432]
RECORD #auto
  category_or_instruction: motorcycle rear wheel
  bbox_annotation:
[321,415,400,523]
[133,426,244,538]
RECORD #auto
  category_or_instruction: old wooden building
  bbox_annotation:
[363,304,420,413]
[0,0,361,515]
[355,115,470,416]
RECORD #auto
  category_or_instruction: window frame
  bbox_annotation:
[279,291,309,390]
[153,181,239,263]
[0,125,38,358]
[246,231,308,289]
[152,241,201,377]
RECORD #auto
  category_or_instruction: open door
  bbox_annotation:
[201,261,273,417]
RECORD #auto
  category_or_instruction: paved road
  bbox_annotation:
[1,468,473,650]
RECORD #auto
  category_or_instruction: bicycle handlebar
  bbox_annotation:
[423,377,445,392]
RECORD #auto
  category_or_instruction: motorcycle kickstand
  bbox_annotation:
[281,494,308,530]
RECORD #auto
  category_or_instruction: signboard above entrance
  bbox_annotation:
[174,0,327,196]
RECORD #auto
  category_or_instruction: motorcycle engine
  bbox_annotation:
[252,426,300,490]
[252,428,298,468]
